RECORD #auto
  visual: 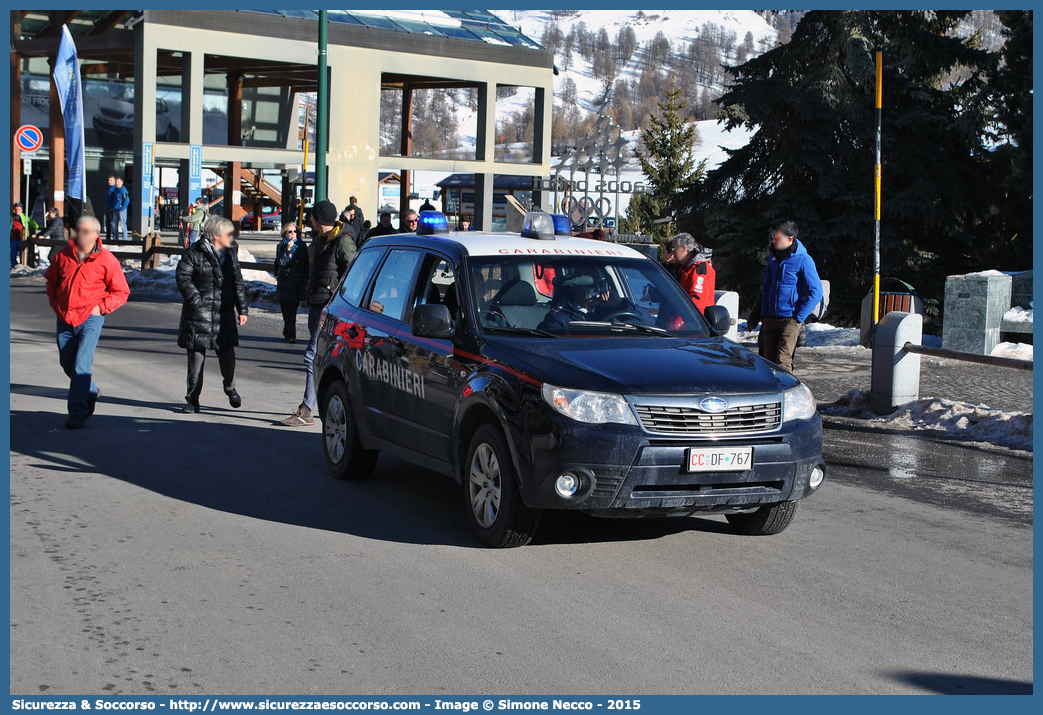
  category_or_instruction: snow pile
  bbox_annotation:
[822,389,1033,452]
[124,247,278,310]
[961,269,1008,278]
[991,342,1033,361]
[804,322,861,348]
[1003,303,1033,323]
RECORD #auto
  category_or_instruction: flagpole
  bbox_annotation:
[872,51,883,324]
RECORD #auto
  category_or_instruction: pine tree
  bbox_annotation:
[678,10,998,322]
[635,79,704,206]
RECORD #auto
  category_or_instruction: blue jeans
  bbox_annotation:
[11,239,21,268]
[302,304,323,412]
[105,209,114,240]
[56,314,104,418]
[117,209,129,241]
[186,229,199,248]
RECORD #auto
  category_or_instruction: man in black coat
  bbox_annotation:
[175,215,248,413]
[280,198,357,427]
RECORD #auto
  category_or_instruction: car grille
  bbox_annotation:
[100,107,128,120]
[634,402,781,436]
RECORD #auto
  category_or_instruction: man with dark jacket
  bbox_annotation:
[364,212,397,242]
[346,195,365,241]
[175,215,248,413]
[35,207,66,264]
[759,220,823,372]
[280,198,357,427]
[44,216,130,428]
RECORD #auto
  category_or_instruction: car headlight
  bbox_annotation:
[783,383,817,422]
[541,383,637,425]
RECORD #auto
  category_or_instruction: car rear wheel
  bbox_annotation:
[463,424,541,548]
[321,380,378,480]
[726,500,798,535]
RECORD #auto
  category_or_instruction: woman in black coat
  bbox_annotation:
[175,215,248,413]
[274,222,309,342]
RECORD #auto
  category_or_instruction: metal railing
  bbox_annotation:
[22,234,273,273]
[903,342,1032,371]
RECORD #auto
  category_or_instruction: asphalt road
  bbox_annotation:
[9,276,1033,695]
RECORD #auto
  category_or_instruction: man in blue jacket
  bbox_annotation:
[759,220,822,372]
[113,177,130,241]
[103,175,117,240]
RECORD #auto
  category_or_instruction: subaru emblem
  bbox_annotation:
[699,396,729,413]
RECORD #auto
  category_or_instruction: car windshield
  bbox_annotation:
[469,254,711,338]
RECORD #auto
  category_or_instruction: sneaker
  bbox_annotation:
[87,389,101,417]
[280,405,314,427]
[65,415,86,429]
[226,388,242,409]
[182,399,200,413]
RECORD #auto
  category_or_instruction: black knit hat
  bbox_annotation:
[312,199,338,226]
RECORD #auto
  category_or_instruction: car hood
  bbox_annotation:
[483,336,799,396]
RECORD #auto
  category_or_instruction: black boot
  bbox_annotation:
[225,387,242,409]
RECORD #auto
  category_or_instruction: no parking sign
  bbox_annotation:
[15,125,43,153]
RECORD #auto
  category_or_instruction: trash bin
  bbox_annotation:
[860,278,924,347]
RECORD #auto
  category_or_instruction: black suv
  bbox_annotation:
[314,212,824,547]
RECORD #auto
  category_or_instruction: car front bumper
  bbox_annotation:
[515,412,824,515]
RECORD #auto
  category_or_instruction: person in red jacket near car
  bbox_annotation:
[665,232,716,313]
[44,216,130,429]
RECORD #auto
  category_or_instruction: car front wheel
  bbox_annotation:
[321,380,378,480]
[726,500,798,535]
[463,424,541,548]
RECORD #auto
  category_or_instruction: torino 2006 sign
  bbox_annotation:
[533,110,644,229]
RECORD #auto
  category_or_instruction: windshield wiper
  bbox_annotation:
[567,320,670,336]
[484,326,560,338]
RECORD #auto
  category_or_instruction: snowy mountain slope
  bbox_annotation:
[494,9,777,114]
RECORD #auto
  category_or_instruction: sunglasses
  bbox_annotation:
[286,230,297,235]
[406,219,418,224]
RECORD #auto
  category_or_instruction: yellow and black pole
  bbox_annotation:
[872,51,883,323]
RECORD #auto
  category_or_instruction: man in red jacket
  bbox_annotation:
[44,216,130,428]
[665,232,716,313]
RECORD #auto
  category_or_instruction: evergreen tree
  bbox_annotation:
[678,10,998,322]
[635,79,704,207]
[984,10,1032,270]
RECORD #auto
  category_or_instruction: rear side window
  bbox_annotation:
[368,249,424,321]
[340,248,383,307]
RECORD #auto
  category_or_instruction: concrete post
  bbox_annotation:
[131,23,157,237]
[474,173,495,232]
[714,290,739,342]
[871,311,923,415]
[942,272,1012,355]
[177,50,204,234]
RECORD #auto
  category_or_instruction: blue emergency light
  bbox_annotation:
[550,214,573,236]
[416,211,450,235]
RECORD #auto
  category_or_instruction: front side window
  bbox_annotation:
[413,254,461,322]
[468,255,711,338]
[368,249,423,321]
[340,247,384,308]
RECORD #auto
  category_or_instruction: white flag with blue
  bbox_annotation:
[52,25,87,202]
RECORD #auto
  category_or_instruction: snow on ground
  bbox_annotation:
[991,341,1033,361]
[822,389,1033,452]
[123,247,279,310]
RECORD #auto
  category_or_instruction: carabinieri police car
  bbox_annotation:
[313,211,824,547]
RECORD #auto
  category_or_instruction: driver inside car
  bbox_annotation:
[538,275,620,332]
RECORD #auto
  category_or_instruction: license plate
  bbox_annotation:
[686,447,753,472]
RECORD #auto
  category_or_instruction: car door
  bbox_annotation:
[353,248,424,448]
[391,252,466,462]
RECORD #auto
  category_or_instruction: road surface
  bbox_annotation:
[8,276,1033,695]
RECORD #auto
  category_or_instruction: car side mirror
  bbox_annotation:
[412,303,455,339]
[704,305,731,335]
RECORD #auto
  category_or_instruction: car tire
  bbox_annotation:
[463,424,541,548]
[321,380,378,481]
[726,500,798,535]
